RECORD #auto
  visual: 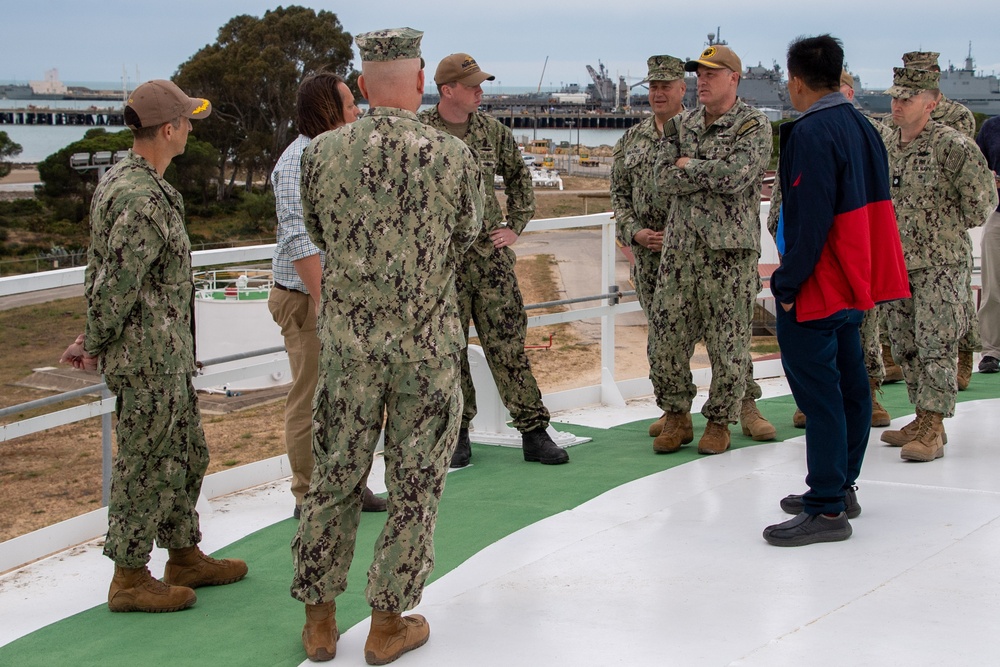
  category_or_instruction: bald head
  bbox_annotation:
[359,58,424,112]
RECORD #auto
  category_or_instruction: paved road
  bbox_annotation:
[0,285,84,311]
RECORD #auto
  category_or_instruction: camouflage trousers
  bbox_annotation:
[959,250,982,353]
[291,353,461,612]
[631,242,660,315]
[878,257,980,357]
[638,243,763,402]
[648,245,757,423]
[885,265,969,417]
[458,247,549,432]
[103,373,207,568]
[861,306,884,381]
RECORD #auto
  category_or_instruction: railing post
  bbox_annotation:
[600,218,626,407]
[101,384,112,506]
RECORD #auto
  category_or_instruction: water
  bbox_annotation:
[1,96,125,163]
[2,99,628,166]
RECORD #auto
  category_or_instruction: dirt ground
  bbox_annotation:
[0,172,758,543]
[0,174,622,542]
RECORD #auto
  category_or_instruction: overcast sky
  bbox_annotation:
[4,1,999,92]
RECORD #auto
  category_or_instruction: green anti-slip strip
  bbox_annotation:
[2,376,997,666]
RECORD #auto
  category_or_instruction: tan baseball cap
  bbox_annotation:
[434,53,495,86]
[125,80,211,130]
[840,70,855,90]
[685,45,742,74]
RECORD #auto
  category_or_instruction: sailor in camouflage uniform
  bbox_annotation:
[902,51,981,389]
[289,29,484,665]
[648,44,773,456]
[60,80,246,614]
[612,55,687,312]
[613,54,775,444]
[879,67,998,462]
[420,53,569,468]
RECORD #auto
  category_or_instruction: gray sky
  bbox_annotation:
[3,1,999,92]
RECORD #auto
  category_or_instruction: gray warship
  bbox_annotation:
[857,44,1000,117]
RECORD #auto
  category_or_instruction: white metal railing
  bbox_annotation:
[0,212,636,443]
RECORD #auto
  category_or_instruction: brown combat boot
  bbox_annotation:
[302,602,338,662]
[163,546,248,588]
[870,378,891,427]
[697,420,731,455]
[364,609,430,665]
[900,411,945,461]
[882,344,903,383]
[108,565,196,613]
[881,409,948,447]
[648,412,668,437]
[652,411,694,453]
[740,398,776,441]
[881,410,921,446]
[957,350,973,391]
[792,408,806,428]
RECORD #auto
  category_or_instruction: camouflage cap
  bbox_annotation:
[434,53,495,86]
[356,27,423,64]
[642,55,685,83]
[840,69,855,90]
[125,79,211,130]
[885,67,940,99]
[685,45,742,74]
[902,51,940,71]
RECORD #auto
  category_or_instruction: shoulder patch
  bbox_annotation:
[943,145,965,174]
[736,118,761,138]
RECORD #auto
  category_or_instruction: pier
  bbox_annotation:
[485,105,647,130]
[0,106,125,127]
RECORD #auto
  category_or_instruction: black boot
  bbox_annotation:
[450,427,472,468]
[522,428,569,465]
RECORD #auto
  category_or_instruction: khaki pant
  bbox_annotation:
[979,210,1000,359]
[268,287,319,505]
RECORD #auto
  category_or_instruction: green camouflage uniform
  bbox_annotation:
[614,115,764,401]
[650,100,772,423]
[933,96,982,354]
[883,121,998,416]
[933,97,976,141]
[291,106,483,612]
[83,151,207,568]
[612,116,669,312]
[419,106,550,433]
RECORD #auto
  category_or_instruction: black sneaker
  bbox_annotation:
[522,428,569,465]
[293,505,301,520]
[450,427,472,468]
[763,512,852,547]
[780,485,861,519]
[980,356,1000,374]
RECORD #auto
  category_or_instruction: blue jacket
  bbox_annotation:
[772,93,909,322]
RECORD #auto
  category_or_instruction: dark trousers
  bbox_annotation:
[777,307,871,515]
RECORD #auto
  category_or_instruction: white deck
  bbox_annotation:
[3,377,999,666]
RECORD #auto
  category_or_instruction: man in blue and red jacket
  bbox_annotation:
[764,35,910,547]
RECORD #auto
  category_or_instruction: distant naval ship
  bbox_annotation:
[857,44,1000,116]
